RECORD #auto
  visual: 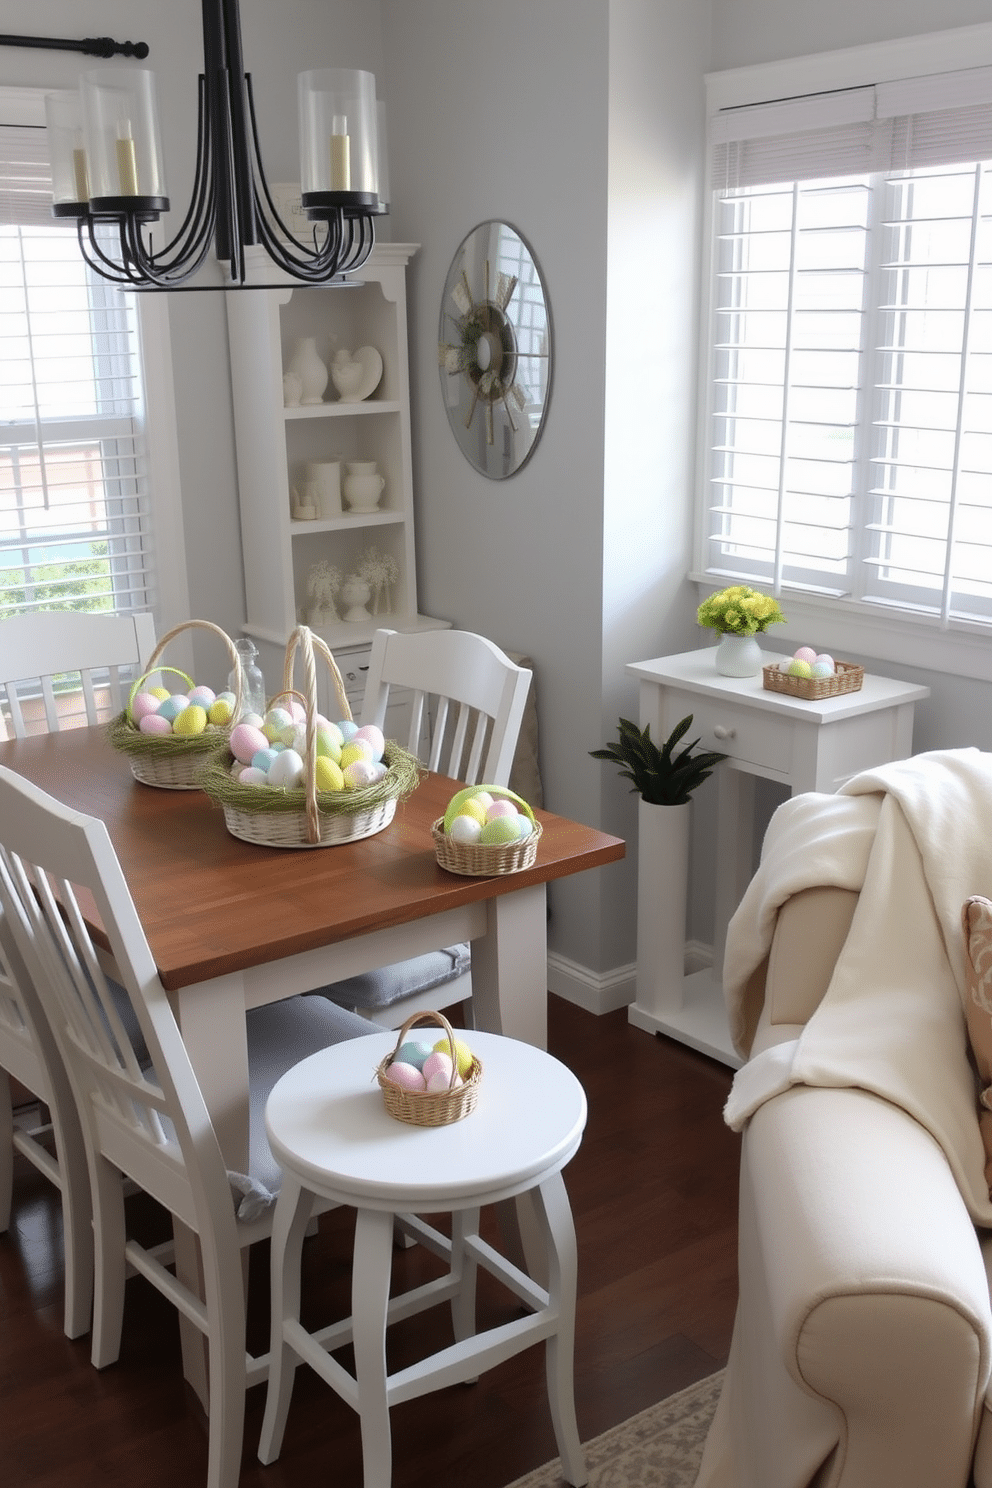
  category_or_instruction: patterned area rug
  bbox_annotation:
[502,1371,723,1488]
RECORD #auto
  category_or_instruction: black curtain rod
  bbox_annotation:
[0,33,148,60]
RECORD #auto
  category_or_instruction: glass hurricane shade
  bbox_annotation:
[298,68,379,211]
[79,69,169,210]
[46,65,380,219]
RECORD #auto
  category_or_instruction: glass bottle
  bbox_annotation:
[230,637,267,719]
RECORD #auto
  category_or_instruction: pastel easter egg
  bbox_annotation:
[486,799,518,822]
[157,694,190,722]
[287,699,307,724]
[366,761,387,783]
[215,690,236,706]
[251,747,280,772]
[343,759,378,789]
[130,691,161,723]
[511,816,533,840]
[384,1061,427,1092]
[139,712,173,735]
[208,698,234,726]
[395,1040,434,1070]
[229,721,269,765]
[338,719,359,742]
[148,686,171,702]
[814,653,835,672]
[448,796,488,831]
[315,723,343,761]
[240,711,265,729]
[353,724,385,761]
[426,1069,461,1094]
[811,660,835,678]
[266,749,304,788]
[422,1051,453,1084]
[432,1037,473,1079]
[187,685,216,707]
[449,813,483,845]
[778,657,793,674]
[793,646,817,664]
[314,756,345,792]
[262,707,293,743]
[237,766,269,787]
[340,739,374,771]
[480,816,523,846]
[788,659,813,678]
[172,704,208,737]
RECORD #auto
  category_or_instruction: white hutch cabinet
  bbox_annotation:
[226,242,446,714]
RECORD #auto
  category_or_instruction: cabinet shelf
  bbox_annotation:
[283,400,401,421]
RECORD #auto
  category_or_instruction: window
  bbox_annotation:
[700,57,992,635]
[0,122,154,622]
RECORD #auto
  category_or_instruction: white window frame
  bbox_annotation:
[695,21,992,684]
[0,83,190,634]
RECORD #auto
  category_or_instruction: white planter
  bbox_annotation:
[715,633,763,677]
[633,799,691,1017]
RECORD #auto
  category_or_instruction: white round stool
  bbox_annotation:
[258,1029,588,1488]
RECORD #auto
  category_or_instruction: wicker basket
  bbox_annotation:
[432,784,542,876]
[198,624,420,848]
[376,1011,483,1127]
[106,620,244,790]
[762,659,864,702]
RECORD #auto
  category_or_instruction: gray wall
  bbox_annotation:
[3,0,989,986]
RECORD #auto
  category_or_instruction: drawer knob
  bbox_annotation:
[713,725,736,741]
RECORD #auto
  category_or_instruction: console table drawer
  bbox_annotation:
[660,693,791,775]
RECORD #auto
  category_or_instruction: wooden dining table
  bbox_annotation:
[0,724,625,1173]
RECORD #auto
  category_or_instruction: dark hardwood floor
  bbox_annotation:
[1,997,740,1488]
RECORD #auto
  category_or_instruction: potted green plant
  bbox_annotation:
[591,715,725,1026]
[589,714,725,806]
[696,584,786,677]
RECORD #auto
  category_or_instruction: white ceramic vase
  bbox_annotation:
[715,633,763,677]
[343,461,385,512]
[287,337,328,406]
[340,575,372,623]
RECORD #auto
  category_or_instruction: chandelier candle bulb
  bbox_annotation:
[115,118,139,195]
[330,117,350,190]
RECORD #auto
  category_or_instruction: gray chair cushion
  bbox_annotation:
[315,943,471,1013]
[236,996,374,1221]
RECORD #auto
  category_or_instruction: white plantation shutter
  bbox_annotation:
[703,66,992,627]
[0,122,155,624]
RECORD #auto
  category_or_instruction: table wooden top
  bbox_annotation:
[0,727,624,991]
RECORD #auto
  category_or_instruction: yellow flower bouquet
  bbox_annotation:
[697,585,786,637]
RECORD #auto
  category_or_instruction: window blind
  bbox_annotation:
[0,122,154,626]
[703,63,992,628]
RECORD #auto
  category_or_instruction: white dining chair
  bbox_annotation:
[0,610,158,737]
[0,764,377,1488]
[315,627,533,1028]
[0,608,157,1339]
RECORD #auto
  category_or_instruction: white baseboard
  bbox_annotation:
[547,954,636,1015]
[548,941,715,1017]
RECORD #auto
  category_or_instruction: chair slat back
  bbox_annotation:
[0,611,156,738]
[361,628,532,787]
[0,767,230,1232]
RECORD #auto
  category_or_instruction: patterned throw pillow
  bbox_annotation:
[963,896,992,1193]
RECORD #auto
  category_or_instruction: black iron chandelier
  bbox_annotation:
[40,0,385,289]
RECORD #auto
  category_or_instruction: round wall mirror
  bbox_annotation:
[438,221,552,480]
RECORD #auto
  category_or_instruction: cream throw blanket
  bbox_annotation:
[723,748,992,1226]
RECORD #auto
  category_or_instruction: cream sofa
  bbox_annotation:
[697,879,992,1488]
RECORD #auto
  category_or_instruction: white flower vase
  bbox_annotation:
[340,576,372,623]
[287,337,328,406]
[714,633,763,677]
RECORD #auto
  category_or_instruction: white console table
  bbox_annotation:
[625,646,930,1066]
